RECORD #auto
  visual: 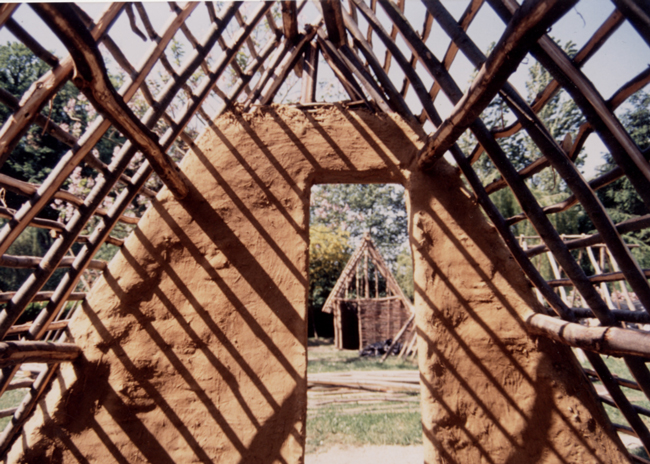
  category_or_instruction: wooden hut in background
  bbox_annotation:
[322,234,414,350]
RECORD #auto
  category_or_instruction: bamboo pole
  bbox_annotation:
[526,313,650,358]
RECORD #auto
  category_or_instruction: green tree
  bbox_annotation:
[310,184,408,264]
[596,90,650,267]
[309,224,352,337]
[463,40,587,238]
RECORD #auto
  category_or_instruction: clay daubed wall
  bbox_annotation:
[9,106,628,463]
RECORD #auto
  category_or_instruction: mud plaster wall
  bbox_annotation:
[9,106,627,464]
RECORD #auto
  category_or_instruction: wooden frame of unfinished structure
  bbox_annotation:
[0,1,646,462]
[322,233,414,351]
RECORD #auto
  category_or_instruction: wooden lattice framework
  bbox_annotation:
[0,0,647,460]
[322,233,414,350]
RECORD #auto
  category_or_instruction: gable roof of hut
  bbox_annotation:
[322,233,413,315]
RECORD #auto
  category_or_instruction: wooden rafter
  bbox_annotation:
[320,0,347,47]
[32,3,190,200]
[281,1,299,43]
[301,41,319,103]
[0,341,81,368]
[417,0,578,169]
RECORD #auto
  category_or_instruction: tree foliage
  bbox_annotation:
[309,224,352,312]
[596,91,650,267]
[310,184,408,263]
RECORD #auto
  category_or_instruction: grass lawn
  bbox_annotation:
[577,351,650,459]
[306,338,421,453]
[307,338,418,374]
[0,389,25,430]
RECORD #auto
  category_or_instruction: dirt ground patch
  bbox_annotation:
[305,444,423,464]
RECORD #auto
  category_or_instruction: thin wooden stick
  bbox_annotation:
[380,313,414,362]
[5,18,59,68]
[0,292,85,304]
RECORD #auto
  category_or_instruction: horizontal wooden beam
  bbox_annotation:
[0,292,85,304]
[546,269,650,287]
[6,320,68,336]
[0,341,81,368]
[572,308,650,324]
[525,214,650,258]
[0,174,139,225]
[418,0,578,170]
[527,313,650,358]
[32,3,189,200]
[584,367,640,392]
[0,254,106,271]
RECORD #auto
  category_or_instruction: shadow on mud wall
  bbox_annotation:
[411,166,625,463]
